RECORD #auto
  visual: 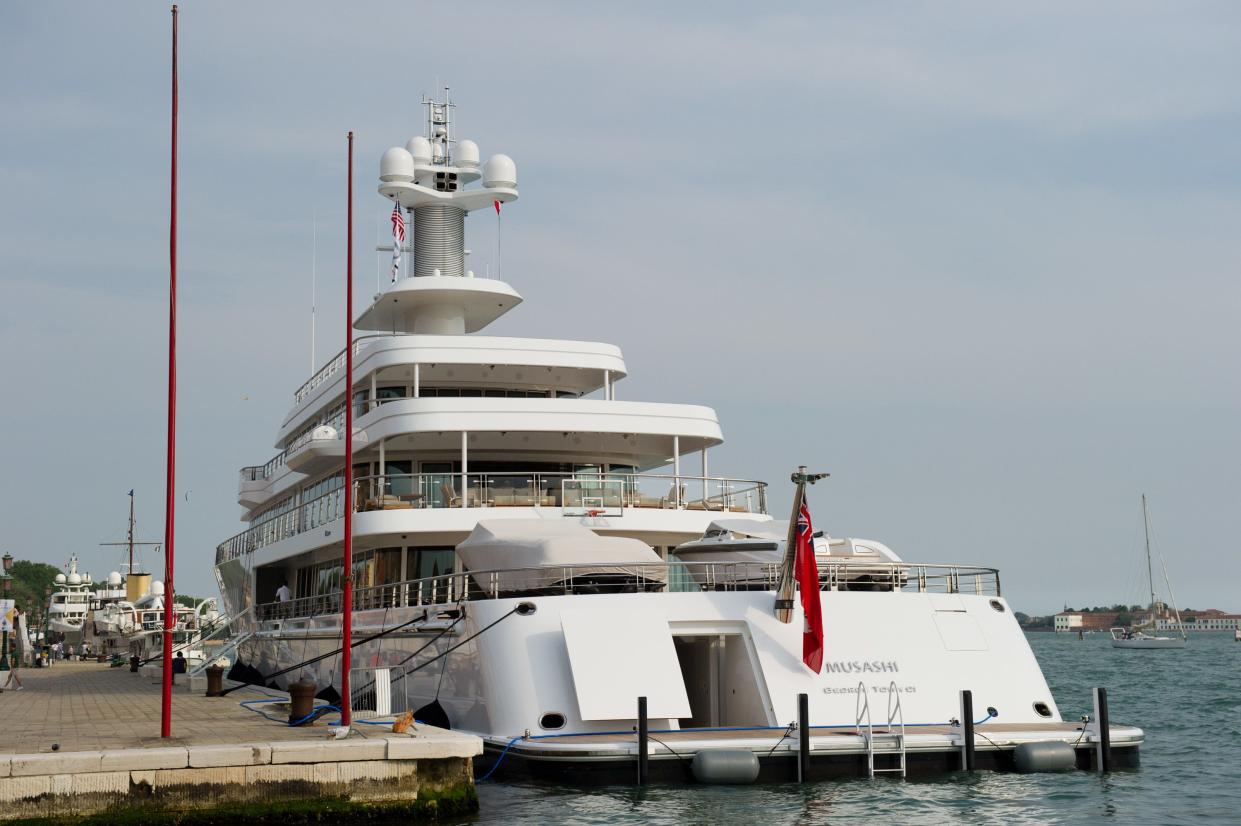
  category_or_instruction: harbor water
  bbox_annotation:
[462,632,1240,824]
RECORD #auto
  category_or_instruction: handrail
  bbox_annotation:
[294,334,395,405]
[218,471,768,564]
[855,680,871,738]
[254,560,1003,621]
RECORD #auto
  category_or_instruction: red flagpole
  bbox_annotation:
[161,3,179,739]
[341,131,354,727]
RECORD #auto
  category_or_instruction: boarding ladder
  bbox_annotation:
[186,607,253,680]
[855,680,907,778]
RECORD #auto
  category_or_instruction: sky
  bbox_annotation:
[1,1,1238,615]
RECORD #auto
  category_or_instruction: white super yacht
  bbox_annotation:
[214,93,1141,782]
[47,556,94,641]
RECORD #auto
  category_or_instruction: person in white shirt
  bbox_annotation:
[276,581,292,603]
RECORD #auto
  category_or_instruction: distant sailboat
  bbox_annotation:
[1111,495,1187,650]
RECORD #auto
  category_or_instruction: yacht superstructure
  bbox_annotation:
[214,93,1141,781]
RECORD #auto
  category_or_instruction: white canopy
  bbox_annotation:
[457,521,665,593]
[703,517,788,540]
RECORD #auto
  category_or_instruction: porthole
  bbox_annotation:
[990,599,1005,613]
[540,712,566,730]
[1033,702,1052,718]
[516,601,537,616]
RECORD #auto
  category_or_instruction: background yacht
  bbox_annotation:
[47,556,94,642]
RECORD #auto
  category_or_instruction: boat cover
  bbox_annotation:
[457,520,666,593]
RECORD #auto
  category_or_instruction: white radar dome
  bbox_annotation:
[482,154,517,188]
[406,136,433,165]
[67,572,81,585]
[55,573,67,585]
[108,571,122,586]
[151,581,165,596]
[456,139,480,169]
[380,147,415,182]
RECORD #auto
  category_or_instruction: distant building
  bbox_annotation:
[1054,613,1082,632]
[1054,607,1241,633]
[1053,611,1121,632]
[1156,609,1241,632]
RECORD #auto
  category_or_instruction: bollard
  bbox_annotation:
[129,655,140,673]
[797,692,810,782]
[637,696,649,786]
[288,677,318,726]
[959,690,976,771]
[205,664,225,697]
[1093,687,1111,773]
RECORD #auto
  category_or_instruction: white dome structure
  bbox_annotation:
[456,139,480,169]
[406,136,433,165]
[67,572,81,585]
[380,147,415,182]
[483,154,517,188]
[55,573,67,585]
[151,580,165,596]
[108,571,123,586]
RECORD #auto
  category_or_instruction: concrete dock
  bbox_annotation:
[0,662,482,823]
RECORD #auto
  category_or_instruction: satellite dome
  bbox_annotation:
[151,581,165,596]
[55,573,67,585]
[482,154,517,188]
[456,139,480,169]
[406,136,433,165]
[67,572,82,586]
[108,571,122,586]
[380,147,415,182]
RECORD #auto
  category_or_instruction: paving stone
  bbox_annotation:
[270,738,386,764]
[386,732,483,760]
[10,751,103,777]
[187,744,271,767]
[100,746,189,771]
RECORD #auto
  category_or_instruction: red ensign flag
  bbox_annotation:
[796,498,824,672]
[493,199,501,215]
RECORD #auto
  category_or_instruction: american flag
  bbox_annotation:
[390,202,405,282]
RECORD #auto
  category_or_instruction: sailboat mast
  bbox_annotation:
[1143,493,1156,624]
[128,492,135,577]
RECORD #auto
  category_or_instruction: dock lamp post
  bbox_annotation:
[44,585,52,657]
[1,552,13,672]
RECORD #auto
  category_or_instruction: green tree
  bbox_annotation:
[7,560,61,614]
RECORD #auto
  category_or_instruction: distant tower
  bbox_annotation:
[369,89,521,335]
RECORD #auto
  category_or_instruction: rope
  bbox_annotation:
[219,610,429,697]
[765,722,797,757]
[349,608,463,699]
[477,735,523,782]
[647,733,691,764]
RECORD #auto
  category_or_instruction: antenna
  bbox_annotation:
[311,209,317,374]
[423,86,454,165]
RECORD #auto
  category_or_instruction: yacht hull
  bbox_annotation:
[1110,637,1186,649]
[226,588,1138,779]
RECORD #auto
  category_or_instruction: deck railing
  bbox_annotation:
[216,472,767,565]
[254,561,1001,621]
